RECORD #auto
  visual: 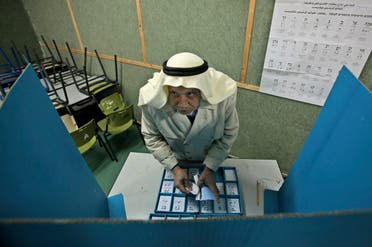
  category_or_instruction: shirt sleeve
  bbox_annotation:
[203,90,239,171]
[140,106,178,170]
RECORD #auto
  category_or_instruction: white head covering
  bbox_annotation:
[138,52,237,109]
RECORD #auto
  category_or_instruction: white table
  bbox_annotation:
[109,152,283,220]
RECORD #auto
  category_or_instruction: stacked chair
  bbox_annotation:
[66,44,120,101]
[0,47,23,100]
[4,35,143,163]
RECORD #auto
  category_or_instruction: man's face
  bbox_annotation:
[168,86,201,115]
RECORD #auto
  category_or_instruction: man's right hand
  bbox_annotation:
[172,165,192,194]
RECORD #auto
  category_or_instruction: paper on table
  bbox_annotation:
[194,174,215,201]
[199,187,215,201]
[257,177,283,191]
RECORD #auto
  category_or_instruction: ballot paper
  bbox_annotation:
[216,182,225,195]
[200,200,213,213]
[194,174,216,201]
[198,187,215,201]
[227,198,241,214]
[257,177,283,191]
[153,166,243,217]
[260,0,372,106]
[174,187,182,194]
[157,195,172,212]
[160,181,174,194]
[172,197,186,212]
[214,199,227,213]
[166,216,180,221]
[164,169,174,179]
[186,197,199,213]
[224,169,237,181]
[151,215,166,221]
[225,183,239,195]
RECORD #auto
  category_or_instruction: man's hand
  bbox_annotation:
[172,165,192,194]
[197,166,219,200]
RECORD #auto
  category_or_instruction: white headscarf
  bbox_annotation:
[138,52,237,109]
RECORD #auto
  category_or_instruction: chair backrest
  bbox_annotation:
[108,105,133,128]
[60,114,78,133]
[70,119,97,147]
[98,92,125,115]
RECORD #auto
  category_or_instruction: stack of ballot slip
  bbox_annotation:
[153,167,244,218]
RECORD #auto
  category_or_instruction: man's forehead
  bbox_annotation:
[169,86,200,92]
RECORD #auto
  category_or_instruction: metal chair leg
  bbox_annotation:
[97,133,116,162]
[102,133,118,162]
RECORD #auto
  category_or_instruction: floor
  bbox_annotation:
[82,125,149,195]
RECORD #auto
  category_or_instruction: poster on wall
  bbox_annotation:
[259,0,372,106]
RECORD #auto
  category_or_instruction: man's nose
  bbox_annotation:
[177,95,189,106]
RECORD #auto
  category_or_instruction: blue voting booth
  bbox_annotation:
[0,65,371,246]
[0,65,125,221]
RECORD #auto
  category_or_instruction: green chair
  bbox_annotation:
[70,119,115,161]
[98,92,125,116]
[97,105,134,161]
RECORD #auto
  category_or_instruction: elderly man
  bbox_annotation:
[138,52,239,199]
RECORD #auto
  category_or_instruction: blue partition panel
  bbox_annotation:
[0,65,108,218]
[1,211,371,246]
[264,190,279,214]
[107,194,126,219]
[280,66,372,213]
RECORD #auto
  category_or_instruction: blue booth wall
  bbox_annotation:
[279,67,372,213]
[0,65,108,219]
